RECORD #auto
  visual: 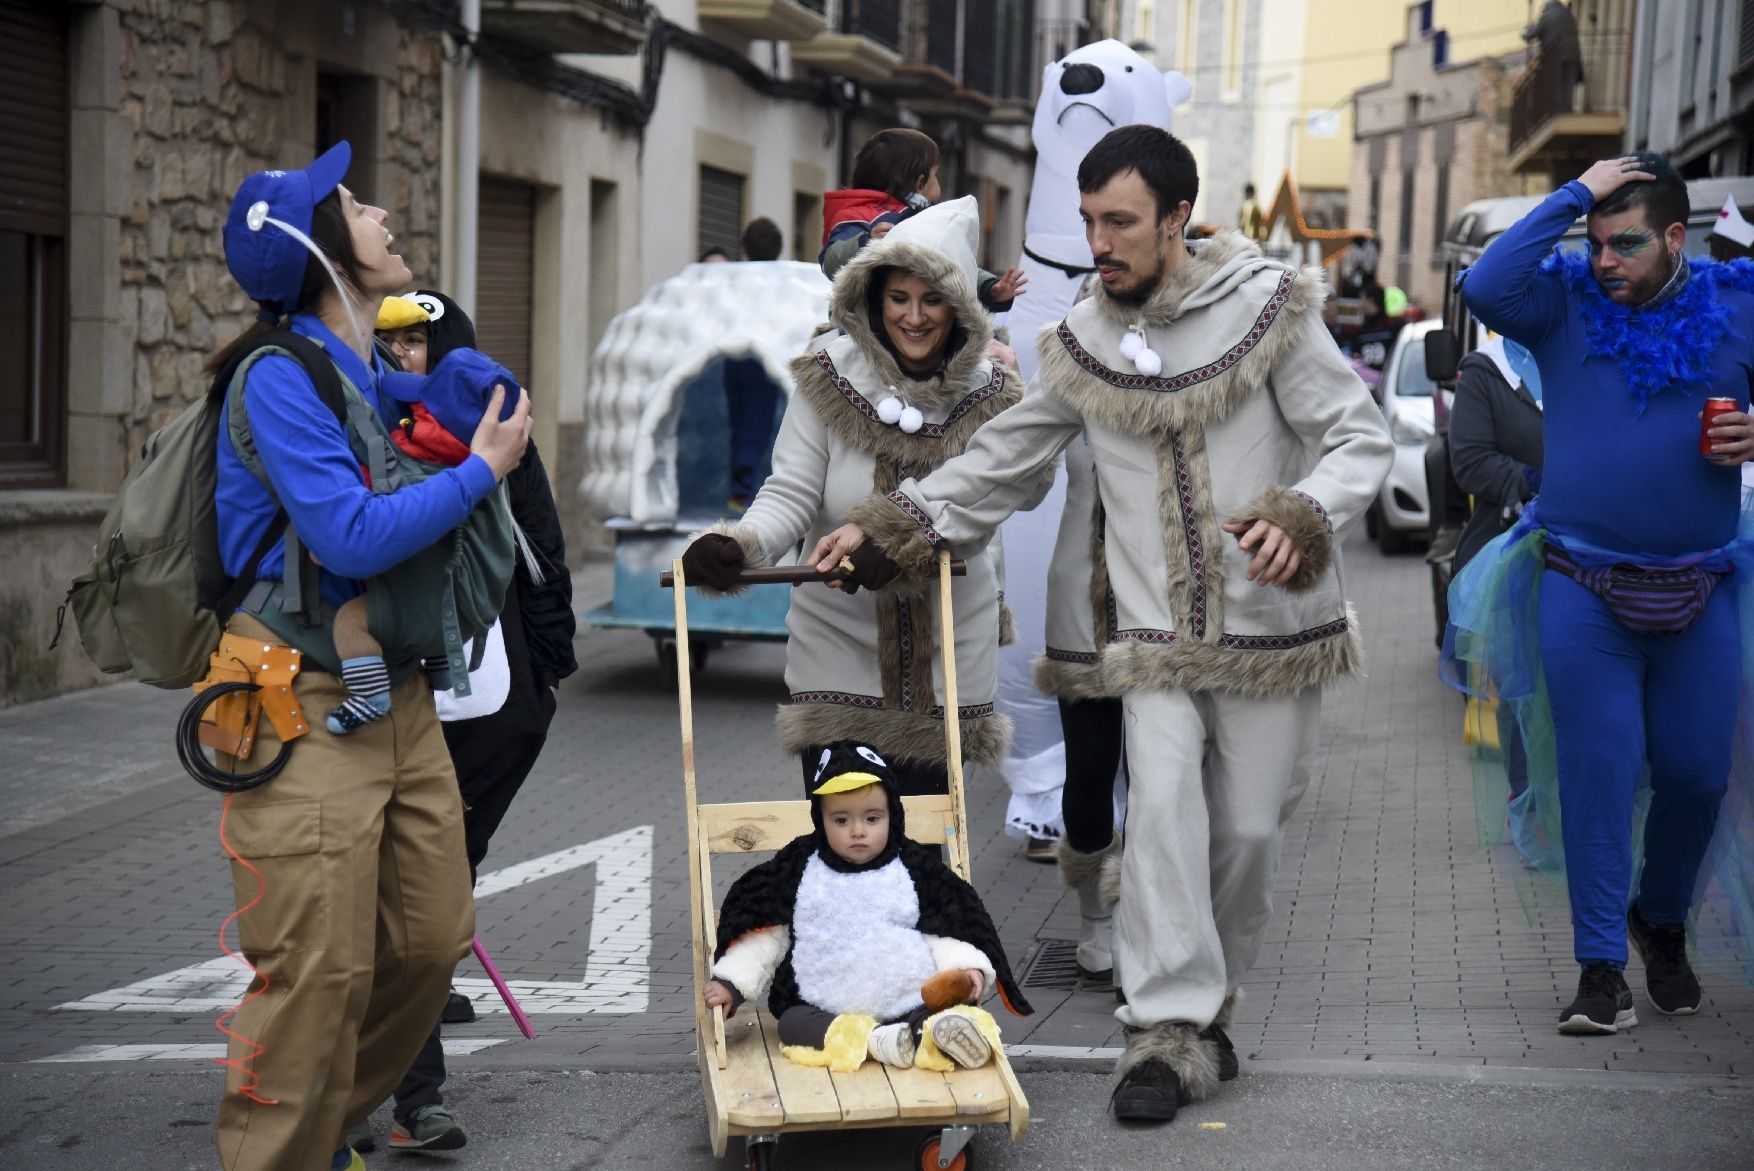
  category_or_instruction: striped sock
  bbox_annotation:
[326,657,391,735]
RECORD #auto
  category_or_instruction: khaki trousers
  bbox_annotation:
[1113,685,1319,1030]
[214,614,474,1171]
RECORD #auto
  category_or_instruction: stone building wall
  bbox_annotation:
[117,0,444,457]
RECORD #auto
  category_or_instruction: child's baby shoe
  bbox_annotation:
[928,1012,991,1069]
[866,1022,915,1069]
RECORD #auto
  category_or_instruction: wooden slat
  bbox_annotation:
[942,1062,1008,1118]
[754,1010,845,1124]
[719,1007,786,1130]
[828,1062,902,1123]
[882,1063,957,1119]
[992,1050,1031,1141]
[701,796,956,855]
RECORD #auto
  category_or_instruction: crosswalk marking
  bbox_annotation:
[55,826,653,1016]
[33,1038,506,1063]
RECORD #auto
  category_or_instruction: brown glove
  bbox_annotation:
[841,540,902,593]
[680,533,746,592]
[920,968,981,1012]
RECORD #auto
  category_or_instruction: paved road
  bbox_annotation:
[4,531,1753,1169]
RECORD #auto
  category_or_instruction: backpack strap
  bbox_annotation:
[208,331,350,626]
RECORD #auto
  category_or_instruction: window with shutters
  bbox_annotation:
[477,175,536,387]
[792,191,821,263]
[698,165,746,263]
[1741,0,1754,70]
[0,1,68,484]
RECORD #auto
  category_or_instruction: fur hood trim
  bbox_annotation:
[1038,261,1327,435]
[790,341,1017,469]
[776,698,1011,768]
[1099,607,1363,699]
[829,234,994,406]
[1115,1021,1221,1102]
[1226,484,1334,593]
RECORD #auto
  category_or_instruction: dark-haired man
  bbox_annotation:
[740,216,784,262]
[811,123,1392,1125]
[1454,155,1754,1035]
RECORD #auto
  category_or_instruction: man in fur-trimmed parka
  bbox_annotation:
[813,125,1393,1125]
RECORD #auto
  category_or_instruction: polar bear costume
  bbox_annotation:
[994,43,1191,855]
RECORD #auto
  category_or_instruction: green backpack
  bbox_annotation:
[59,332,515,693]
[57,332,346,688]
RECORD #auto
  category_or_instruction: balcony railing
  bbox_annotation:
[1507,28,1628,157]
[480,0,647,54]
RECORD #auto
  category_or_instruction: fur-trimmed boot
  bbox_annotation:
[1110,1021,1221,1124]
[1200,989,1243,1081]
[1059,836,1122,981]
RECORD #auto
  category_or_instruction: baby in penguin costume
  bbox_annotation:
[705,742,1033,1072]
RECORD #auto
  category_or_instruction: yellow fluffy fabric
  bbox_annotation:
[913,1005,1003,1072]
[780,1013,877,1073]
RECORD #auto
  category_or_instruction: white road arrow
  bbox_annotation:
[56,825,653,1016]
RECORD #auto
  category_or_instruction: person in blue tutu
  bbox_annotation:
[1446,153,1754,1036]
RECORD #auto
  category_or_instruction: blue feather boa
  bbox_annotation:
[1541,251,1754,410]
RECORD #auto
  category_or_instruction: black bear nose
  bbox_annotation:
[1059,63,1104,95]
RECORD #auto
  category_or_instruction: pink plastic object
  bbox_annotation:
[472,935,537,1040]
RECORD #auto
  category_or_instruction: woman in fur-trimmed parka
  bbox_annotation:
[818,128,1393,1126]
[680,197,1023,794]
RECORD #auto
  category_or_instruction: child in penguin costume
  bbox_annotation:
[705,742,1033,1072]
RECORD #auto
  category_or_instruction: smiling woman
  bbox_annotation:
[680,197,1028,795]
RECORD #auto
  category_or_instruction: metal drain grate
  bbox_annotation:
[1021,939,1085,991]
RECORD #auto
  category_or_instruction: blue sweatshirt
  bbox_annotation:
[214,315,499,605]
[1461,181,1754,556]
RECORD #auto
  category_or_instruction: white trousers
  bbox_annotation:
[1113,685,1320,1029]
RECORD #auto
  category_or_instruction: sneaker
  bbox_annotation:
[1199,1023,1239,1081]
[344,1120,375,1153]
[441,988,476,1024]
[389,1105,467,1152]
[1110,1057,1186,1124]
[1628,905,1702,1015]
[1557,961,1637,1035]
[866,1021,916,1068]
[927,1013,991,1069]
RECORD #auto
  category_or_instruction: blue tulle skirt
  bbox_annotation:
[1441,495,1754,976]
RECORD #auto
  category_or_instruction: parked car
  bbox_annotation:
[1365,319,1441,554]
[1422,175,1754,642]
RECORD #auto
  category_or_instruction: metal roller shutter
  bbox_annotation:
[477,175,535,386]
[0,2,67,236]
[698,165,745,261]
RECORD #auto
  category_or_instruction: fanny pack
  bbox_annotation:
[1543,545,1725,635]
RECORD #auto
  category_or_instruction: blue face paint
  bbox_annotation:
[1503,338,1542,403]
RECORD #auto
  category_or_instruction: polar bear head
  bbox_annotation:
[1032,39,1193,173]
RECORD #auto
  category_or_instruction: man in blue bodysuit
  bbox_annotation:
[1456,154,1754,1034]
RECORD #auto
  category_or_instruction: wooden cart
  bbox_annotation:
[667,550,1030,1171]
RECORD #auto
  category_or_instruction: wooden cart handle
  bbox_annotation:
[660,561,966,587]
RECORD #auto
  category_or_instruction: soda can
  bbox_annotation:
[1701,397,1739,456]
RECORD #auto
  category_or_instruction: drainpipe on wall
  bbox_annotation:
[454,0,480,317]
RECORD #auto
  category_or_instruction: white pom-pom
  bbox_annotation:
[898,406,924,433]
[1119,330,1145,361]
[876,395,904,424]
[1133,348,1163,376]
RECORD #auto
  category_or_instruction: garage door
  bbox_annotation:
[477,174,534,385]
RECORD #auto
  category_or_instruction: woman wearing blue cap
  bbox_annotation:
[208,141,530,1171]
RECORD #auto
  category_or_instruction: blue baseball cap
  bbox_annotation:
[223,140,352,311]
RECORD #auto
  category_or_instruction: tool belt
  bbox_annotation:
[178,632,309,793]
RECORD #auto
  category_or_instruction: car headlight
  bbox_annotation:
[1390,412,1435,446]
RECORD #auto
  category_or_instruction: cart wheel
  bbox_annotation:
[744,1137,777,1170]
[914,1134,972,1171]
[688,637,710,674]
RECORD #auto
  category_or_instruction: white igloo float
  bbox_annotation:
[580,259,831,671]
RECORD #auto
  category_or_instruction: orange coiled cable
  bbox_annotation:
[212,793,278,1105]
